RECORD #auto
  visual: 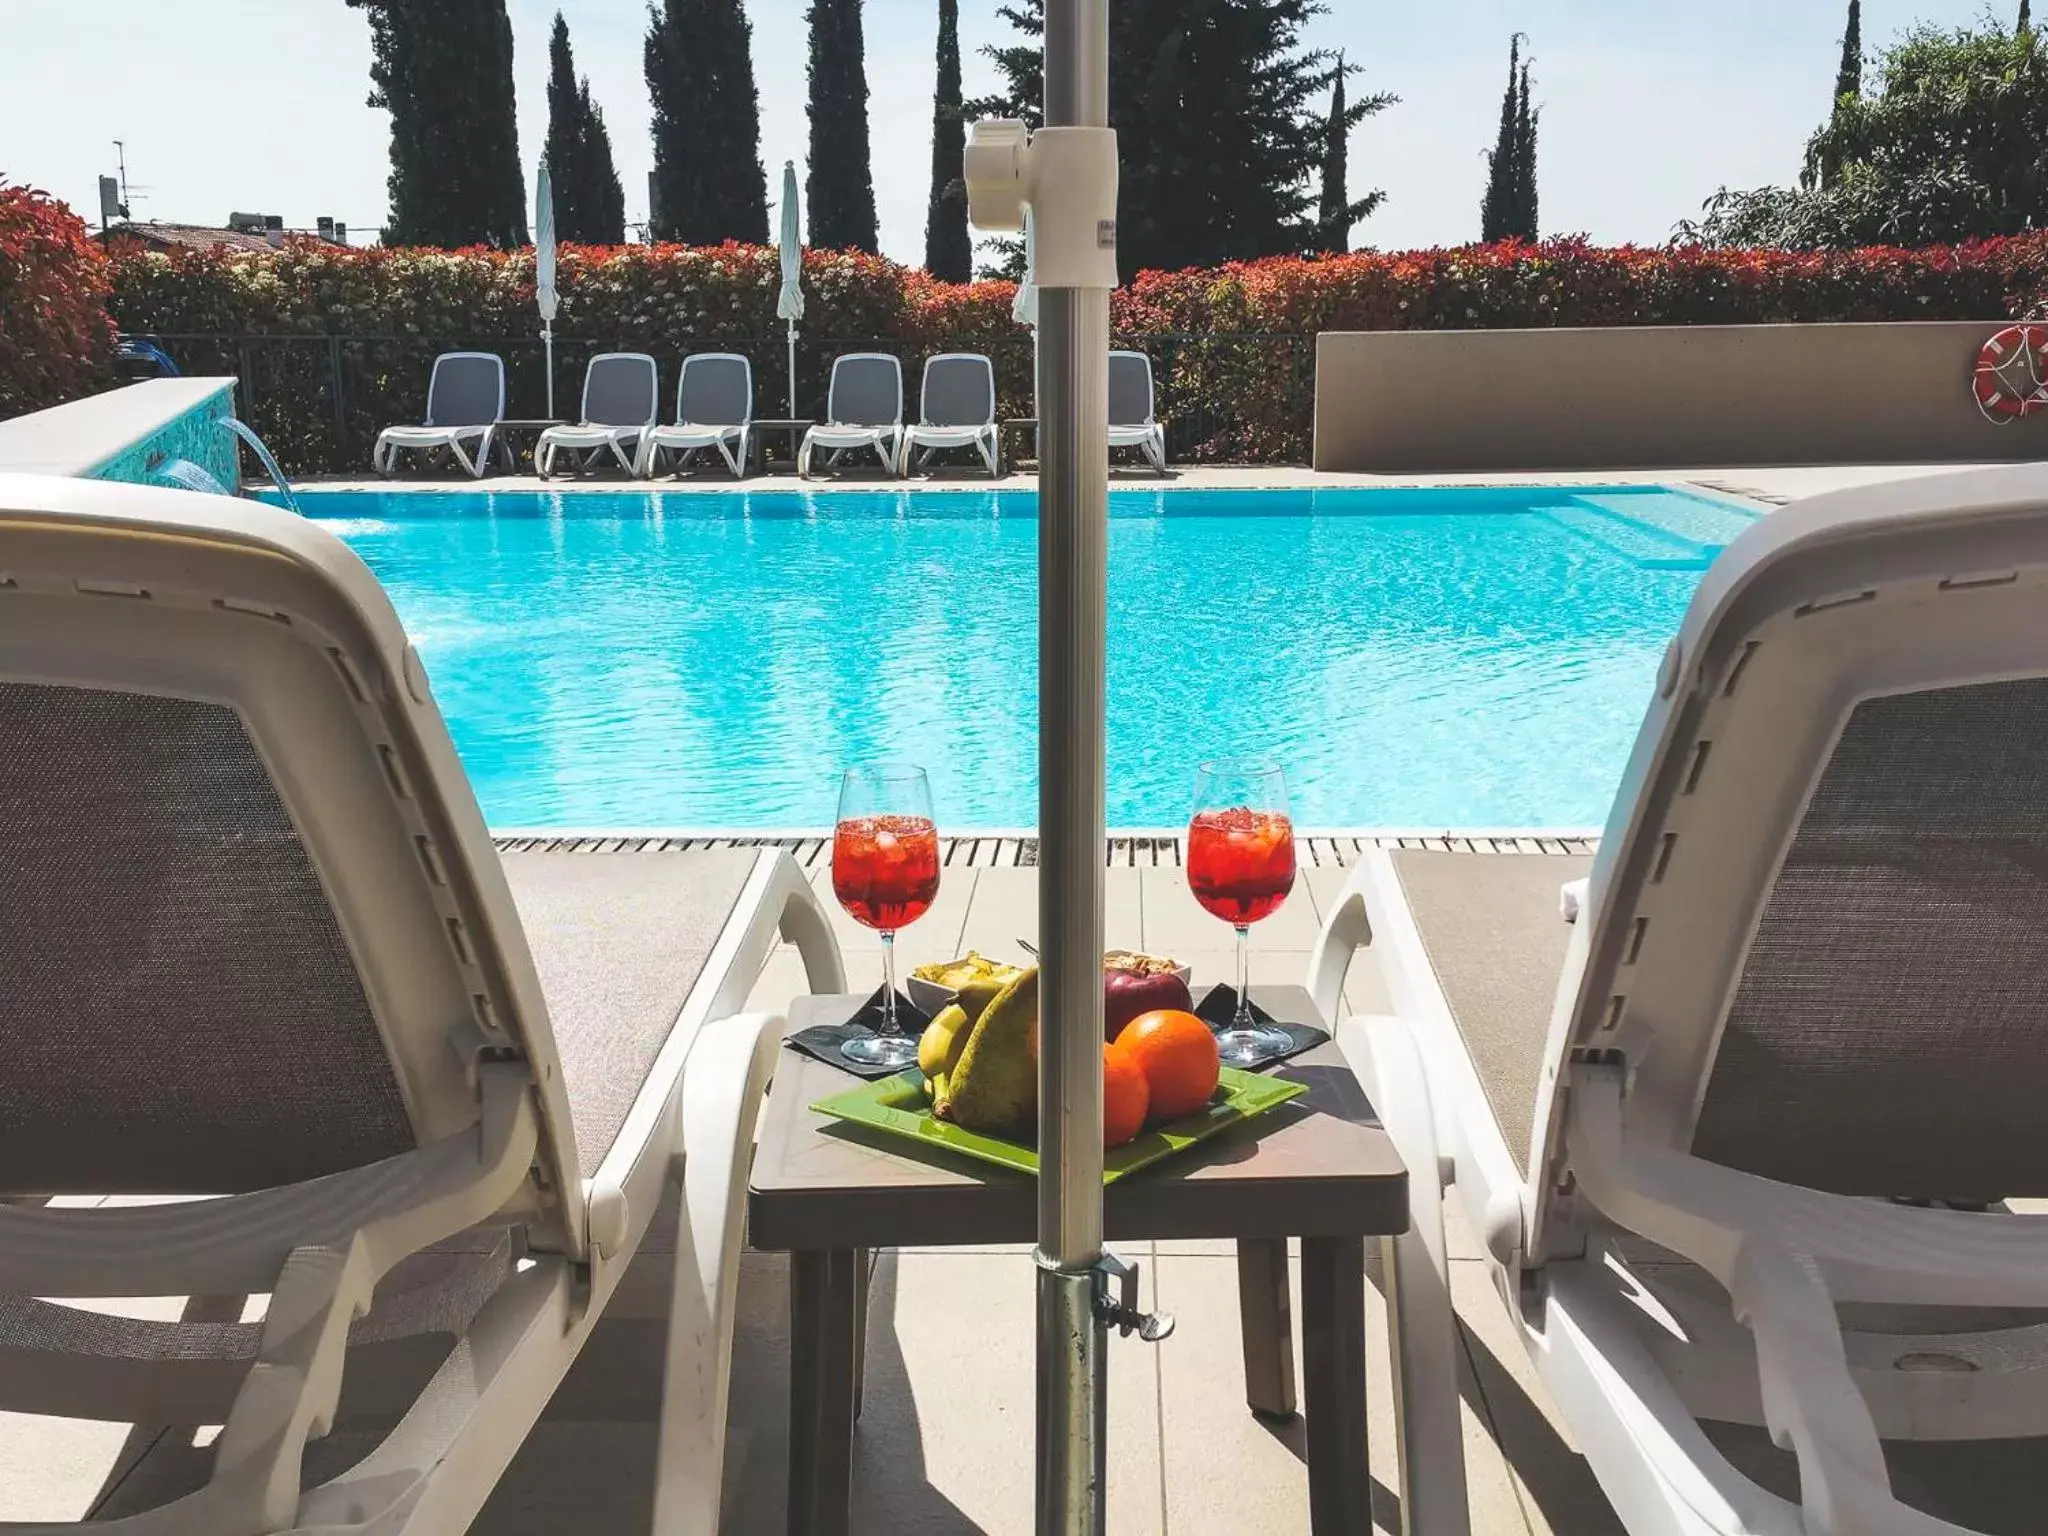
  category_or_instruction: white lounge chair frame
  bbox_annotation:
[798,353,904,478]
[536,352,660,478]
[898,353,1000,478]
[371,352,505,478]
[1309,463,2048,1536]
[639,352,754,480]
[0,471,847,1536]
[1107,350,1167,475]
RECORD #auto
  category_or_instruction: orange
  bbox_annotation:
[1117,1010,1221,1121]
[1102,1044,1151,1148]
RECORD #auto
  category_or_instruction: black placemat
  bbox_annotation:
[1193,984,1331,1068]
[786,986,934,1079]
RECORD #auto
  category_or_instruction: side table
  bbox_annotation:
[748,984,1407,1536]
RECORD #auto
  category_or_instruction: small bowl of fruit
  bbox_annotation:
[907,951,1027,1017]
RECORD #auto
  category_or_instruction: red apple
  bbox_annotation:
[1103,951,1192,1042]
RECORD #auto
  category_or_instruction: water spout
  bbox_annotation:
[224,417,300,515]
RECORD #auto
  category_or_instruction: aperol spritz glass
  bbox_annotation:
[833,763,941,1069]
[1187,758,1297,1066]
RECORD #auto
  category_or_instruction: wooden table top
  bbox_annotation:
[748,986,1408,1251]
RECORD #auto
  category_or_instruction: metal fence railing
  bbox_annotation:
[131,330,1316,476]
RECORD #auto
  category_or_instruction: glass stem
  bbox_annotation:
[880,930,898,1037]
[1233,923,1252,1029]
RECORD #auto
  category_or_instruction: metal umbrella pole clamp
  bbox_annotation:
[965,17,1172,1528]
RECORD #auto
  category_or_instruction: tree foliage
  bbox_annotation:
[348,0,528,248]
[1686,22,2048,248]
[972,0,1392,275]
[545,13,625,244]
[925,0,971,279]
[807,0,879,253]
[1480,36,1537,242]
[646,0,769,243]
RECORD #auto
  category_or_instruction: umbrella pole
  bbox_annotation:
[787,319,799,420]
[1034,0,1113,1530]
[543,322,555,422]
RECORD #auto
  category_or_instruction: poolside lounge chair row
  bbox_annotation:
[372,349,1170,481]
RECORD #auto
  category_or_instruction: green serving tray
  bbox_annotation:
[810,1066,1309,1183]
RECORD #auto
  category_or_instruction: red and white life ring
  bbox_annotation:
[1972,324,2048,423]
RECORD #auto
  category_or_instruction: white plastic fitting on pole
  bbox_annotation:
[964,120,1120,292]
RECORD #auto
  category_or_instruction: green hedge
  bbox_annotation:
[106,234,2048,470]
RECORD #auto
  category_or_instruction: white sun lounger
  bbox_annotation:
[899,352,999,478]
[1310,463,2048,1536]
[798,353,904,478]
[640,352,754,480]
[1108,350,1167,475]
[371,351,505,478]
[0,471,846,1536]
[536,352,659,478]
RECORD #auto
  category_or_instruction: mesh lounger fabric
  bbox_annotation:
[500,847,755,1178]
[1392,850,1590,1176]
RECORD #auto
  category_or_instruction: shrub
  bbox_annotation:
[107,233,2048,469]
[0,182,116,418]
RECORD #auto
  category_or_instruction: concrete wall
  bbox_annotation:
[1313,322,2047,472]
[0,377,238,487]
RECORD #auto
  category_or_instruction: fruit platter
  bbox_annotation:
[812,953,1308,1182]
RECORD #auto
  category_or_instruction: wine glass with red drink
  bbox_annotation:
[1186,758,1297,1067]
[832,763,942,1069]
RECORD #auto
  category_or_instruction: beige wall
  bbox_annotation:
[1313,322,2048,472]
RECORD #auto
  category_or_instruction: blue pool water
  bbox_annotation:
[294,485,1758,829]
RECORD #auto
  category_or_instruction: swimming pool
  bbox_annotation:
[294,484,1758,830]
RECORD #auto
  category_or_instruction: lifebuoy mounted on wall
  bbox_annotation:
[1973,324,2048,422]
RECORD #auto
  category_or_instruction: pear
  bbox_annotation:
[936,966,1039,1136]
[918,1003,972,1101]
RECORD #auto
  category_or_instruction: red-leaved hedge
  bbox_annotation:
[0,183,116,418]
[102,233,2048,469]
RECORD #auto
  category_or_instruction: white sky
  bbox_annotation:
[0,0,1999,265]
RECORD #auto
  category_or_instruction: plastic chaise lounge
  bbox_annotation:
[0,472,846,1536]
[798,353,904,478]
[640,352,754,480]
[1107,350,1167,476]
[1308,462,2048,1536]
[536,352,659,478]
[372,351,505,479]
[899,352,999,478]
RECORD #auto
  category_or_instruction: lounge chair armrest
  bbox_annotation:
[1568,1063,2048,1307]
[653,1009,785,1534]
[1307,861,1375,1023]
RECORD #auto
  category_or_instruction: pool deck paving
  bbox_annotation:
[5,848,1631,1536]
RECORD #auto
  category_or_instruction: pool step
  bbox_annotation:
[491,832,1600,866]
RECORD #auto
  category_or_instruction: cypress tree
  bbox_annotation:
[807,0,879,252]
[349,0,528,247]
[974,0,1390,274]
[646,0,768,242]
[1479,34,1520,242]
[2022,0,2032,35]
[1833,0,1863,105]
[1513,57,1538,240]
[545,14,625,243]
[924,0,972,279]
[1316,56,1349,252]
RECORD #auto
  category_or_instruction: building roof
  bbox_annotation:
[99,222,286,253]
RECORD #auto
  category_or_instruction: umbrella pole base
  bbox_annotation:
[1034,1254,1105,1536]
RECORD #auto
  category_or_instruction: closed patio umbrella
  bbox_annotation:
[777,161,805,418]
[535,161,559,420]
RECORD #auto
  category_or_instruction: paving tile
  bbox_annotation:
[718,1247,1166,1534]
[1447,1264,1625,1536]
[1138,866,1325,956]
[962,866,1145,963]
[0,1414,153,1522]
[1150,1253,1530,1536]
